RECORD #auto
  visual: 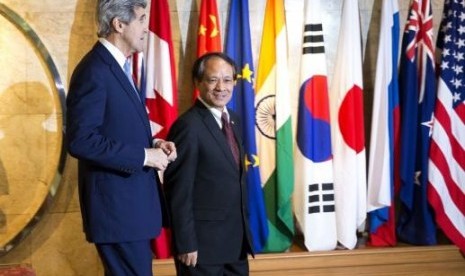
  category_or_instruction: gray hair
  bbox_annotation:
[96,0,147,38]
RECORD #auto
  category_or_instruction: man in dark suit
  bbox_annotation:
[66,1,176,275]
[164,52,253,276]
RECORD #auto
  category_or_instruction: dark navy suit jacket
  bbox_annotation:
[164,100,253,264]
[66,42,164,243]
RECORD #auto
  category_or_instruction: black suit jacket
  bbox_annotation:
[164,100,253,264]
[66,42,165,243]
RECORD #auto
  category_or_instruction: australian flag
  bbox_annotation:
[397,0,437,245]
[225,0,269,253]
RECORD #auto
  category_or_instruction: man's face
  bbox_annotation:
[120,6,147,55]
[196,57,235,111]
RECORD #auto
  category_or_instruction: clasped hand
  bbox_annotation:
[178,251,198,267]
[145,140,177,170]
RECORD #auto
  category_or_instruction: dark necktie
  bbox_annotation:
[221,112,240,167]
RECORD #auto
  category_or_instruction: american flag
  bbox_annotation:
[428,0,465,252]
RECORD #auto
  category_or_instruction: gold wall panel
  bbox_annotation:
[0,3,65,255]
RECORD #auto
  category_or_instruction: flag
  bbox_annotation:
[146,0,178,258]
[397,0,437,245]
[193,0,222,100]
[294,0,337,251]
[255,0,294,252]
[428,0,465,252]
[225,0,269,253]
[329,0,367,250]
[366,0,400,247]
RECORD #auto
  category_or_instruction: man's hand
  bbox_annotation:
[155,140,177,162]
[145,148,169,170]
[177,251,198,267]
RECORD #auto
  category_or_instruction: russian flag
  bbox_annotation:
[366,0,400,246]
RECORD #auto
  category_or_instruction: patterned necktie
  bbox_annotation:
[221,112,240,167]
[123,59,143,102]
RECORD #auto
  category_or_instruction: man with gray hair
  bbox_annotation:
[66,1,176,275]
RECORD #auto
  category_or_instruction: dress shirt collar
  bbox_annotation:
[198,97,230,128]
[99,38,128,69]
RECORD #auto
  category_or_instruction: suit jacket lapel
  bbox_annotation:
[111,63,152,140]
[95,43,152,140]
[194,101,239,170]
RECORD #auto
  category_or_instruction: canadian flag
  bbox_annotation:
[146,0,178,258]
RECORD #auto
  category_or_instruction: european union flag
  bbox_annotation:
[225,0,269,253]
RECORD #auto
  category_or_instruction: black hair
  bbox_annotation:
[191,52,238,82]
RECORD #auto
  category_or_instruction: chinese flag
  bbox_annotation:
[193,0,222,100]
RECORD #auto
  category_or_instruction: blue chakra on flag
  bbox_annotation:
[255,95,276,139]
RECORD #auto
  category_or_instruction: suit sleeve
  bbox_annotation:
[164,117,199,254]
[66,63,145,173]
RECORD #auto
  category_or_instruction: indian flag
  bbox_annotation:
[255,0,294,252]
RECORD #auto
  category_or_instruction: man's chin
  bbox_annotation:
[213,100,229,107]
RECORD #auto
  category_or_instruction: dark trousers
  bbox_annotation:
[96,240,153,276]
[175,258,249,276]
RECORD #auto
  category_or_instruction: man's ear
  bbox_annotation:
[112,17,124,33]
